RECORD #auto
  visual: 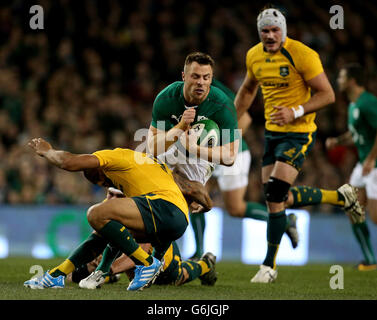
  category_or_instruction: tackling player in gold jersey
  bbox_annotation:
[23,137,203,291]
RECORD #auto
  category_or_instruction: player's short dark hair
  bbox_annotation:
[343,63,366,86]
[184,52,215,68]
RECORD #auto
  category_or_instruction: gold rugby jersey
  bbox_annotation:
[246,37,324,133]
[93,148,189,220]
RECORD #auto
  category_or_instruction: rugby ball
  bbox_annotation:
[189,119,220,148]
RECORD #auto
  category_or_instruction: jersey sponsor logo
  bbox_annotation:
[280,65,289,77]
[262,82,289,88]
[171,114,208,124]
[171,114,182,123]
[265,58,275,63]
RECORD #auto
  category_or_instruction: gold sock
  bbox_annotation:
[320,189,344,206]
[49,259,75,276]
[198,260,210,276]
[130,246,153,266]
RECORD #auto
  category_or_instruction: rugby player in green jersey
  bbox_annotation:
[326,63,377,271]
[147,52,298,262]
[147,52,240,263]
[147,52,240,170]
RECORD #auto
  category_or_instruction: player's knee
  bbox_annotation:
[225,203,245,217]
[263,177,291,204]
[87,203,104,228]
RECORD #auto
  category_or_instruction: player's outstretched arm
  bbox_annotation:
[28,137,100,171]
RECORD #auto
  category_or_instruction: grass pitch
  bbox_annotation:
[0,257,376,300]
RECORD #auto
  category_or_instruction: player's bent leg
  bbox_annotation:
[86,198,163,291]
[87,198,146,231]
[222,187,247,217]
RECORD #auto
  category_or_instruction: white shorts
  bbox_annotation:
[212,150,251,192]
[349,162,377,200]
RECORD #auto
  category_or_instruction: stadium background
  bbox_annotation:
[0,0,376,264]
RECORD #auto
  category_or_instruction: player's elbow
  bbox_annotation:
[327,88,335,104]
[60,159,81,171]
[220,151,237,167]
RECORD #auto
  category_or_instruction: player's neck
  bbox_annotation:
[183,93,208,107]
[348,86,365,102]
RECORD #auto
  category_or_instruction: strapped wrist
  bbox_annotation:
[291,105,305,119]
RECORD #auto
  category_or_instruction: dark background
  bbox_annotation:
[0,0,375,215]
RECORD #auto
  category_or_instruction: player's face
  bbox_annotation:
[84,168,111,187]
[260,25,283,53]
[337,69,348,92]
[182,62,213,105]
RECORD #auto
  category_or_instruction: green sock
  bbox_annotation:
[96,244,121,275]
[290,186,323,207]
[244,202,292,231]
[181,260,203,283]
[244,202,269,221]
[98,220,153,266]
[190,213,205,257]
[263,210,287,269]
[351,222,377,264]
[50,233,108,278]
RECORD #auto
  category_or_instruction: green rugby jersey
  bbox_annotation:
[348,91,377,167]
[151,81,239,146]
[211,79,249,153]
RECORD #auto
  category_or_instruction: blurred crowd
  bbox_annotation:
[0,0,375,214]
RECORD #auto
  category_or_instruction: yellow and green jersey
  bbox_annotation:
[348,91,377,167]
[93,148,189,220]
[246,37,324,133]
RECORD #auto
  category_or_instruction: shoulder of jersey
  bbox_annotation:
[361,91,377,106]
[247,42,263,57]
[155,81,183,100]
[285,37,318,56]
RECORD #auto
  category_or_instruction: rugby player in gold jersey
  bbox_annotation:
[24,137,212,291]
[235,6,362,283]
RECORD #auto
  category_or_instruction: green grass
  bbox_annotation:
[0,258,376,300]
